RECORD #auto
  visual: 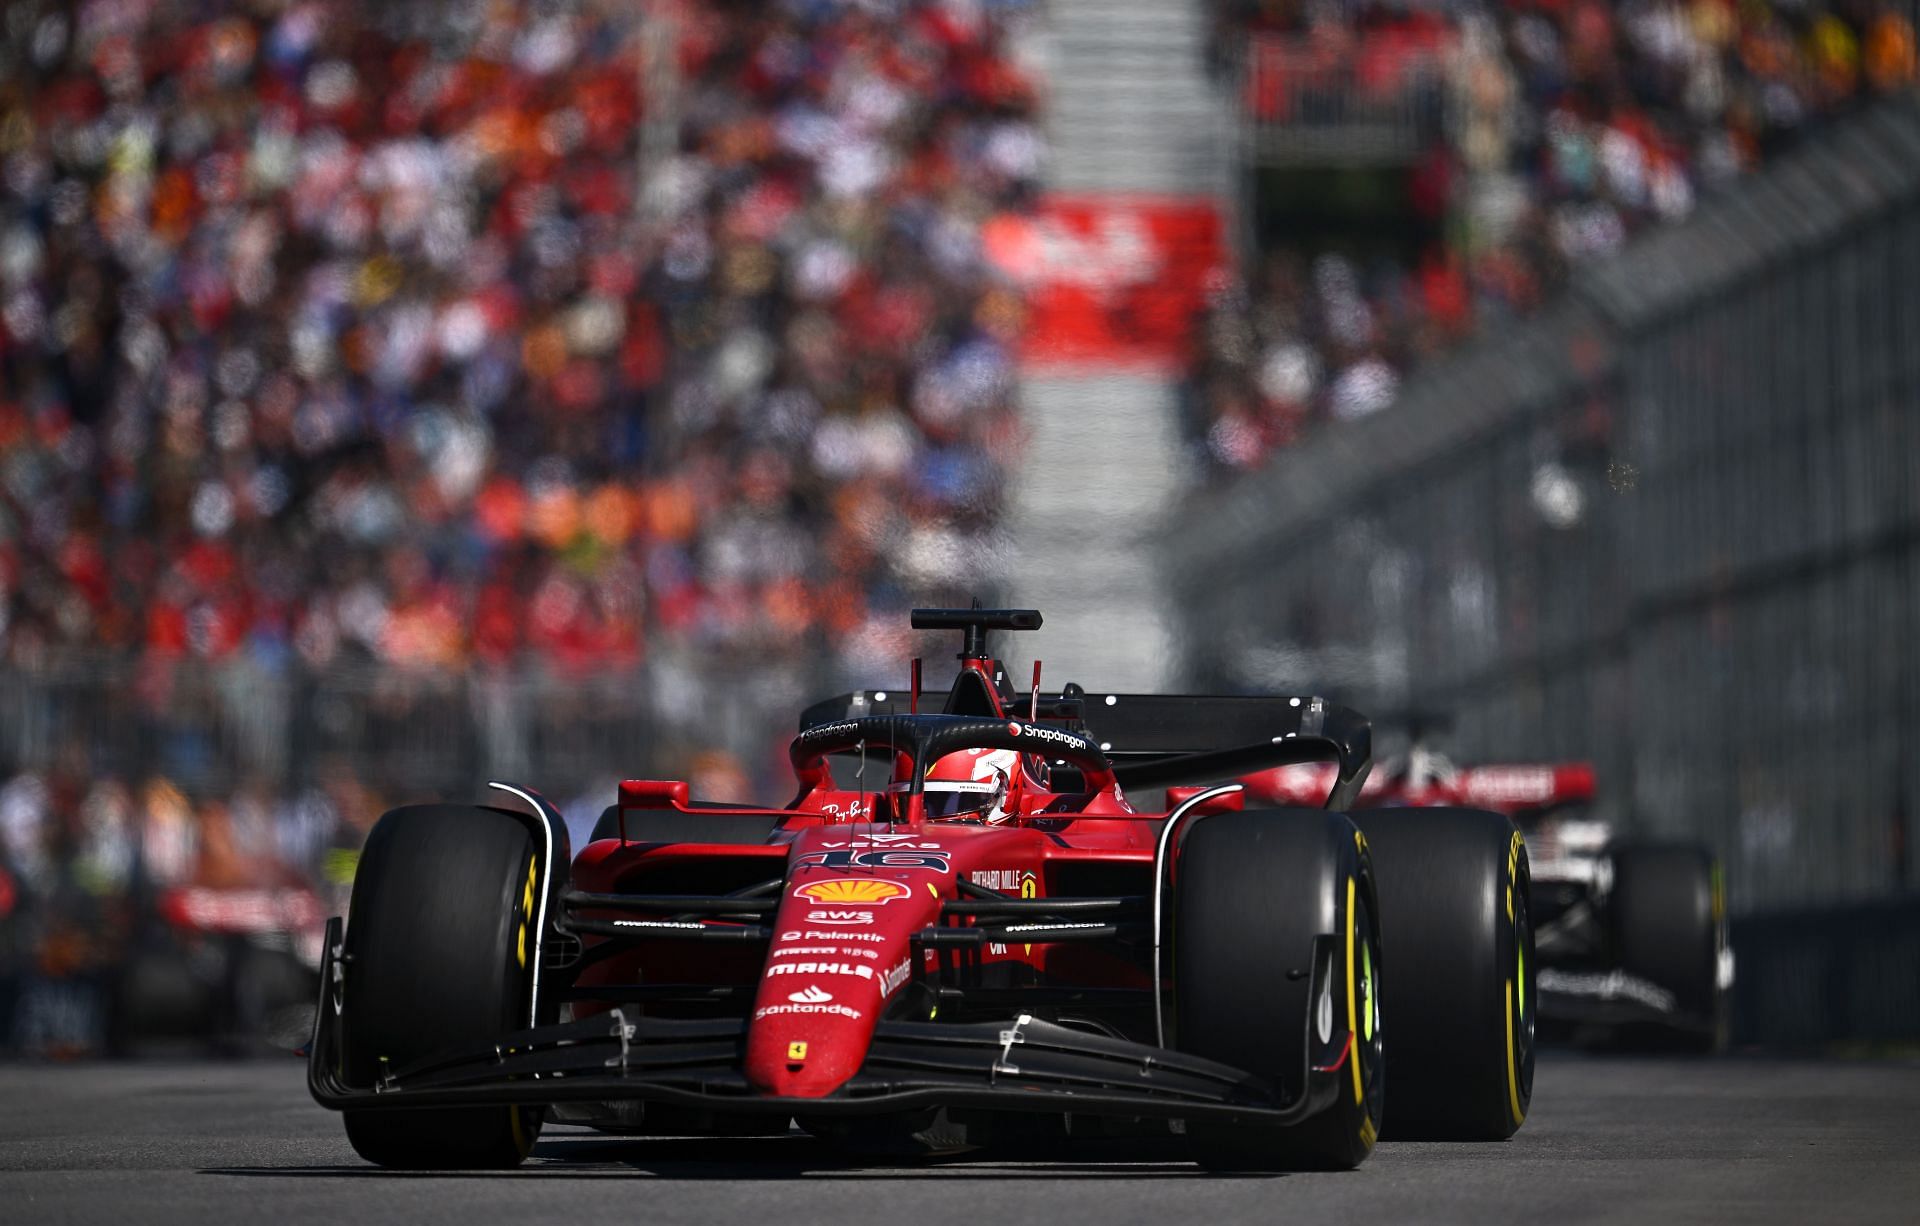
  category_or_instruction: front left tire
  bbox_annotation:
[339,804,545,1168]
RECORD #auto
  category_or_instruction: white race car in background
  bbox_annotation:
[1246,740,1732,1052]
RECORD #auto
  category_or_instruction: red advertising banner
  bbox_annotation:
[982,195,1227,372]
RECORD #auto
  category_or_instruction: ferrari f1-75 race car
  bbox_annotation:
[309,609,1536,1169]
[1249,733,1730,1051]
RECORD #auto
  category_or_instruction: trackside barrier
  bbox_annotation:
[1730,896,1920,1047]
[1168,94,1920,929]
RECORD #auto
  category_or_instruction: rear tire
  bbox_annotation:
[1174,809,1382,1171]
[340,804,545,1168]
[1609,842,1726,1053]
[1352,807,1532,1140]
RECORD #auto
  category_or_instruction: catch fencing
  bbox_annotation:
[0,644,837,1056]
[1169,94,1920,918]
[0,648,831,808]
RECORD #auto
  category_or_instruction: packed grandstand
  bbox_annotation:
[0,0,1044,1049]
[0,0,1913,1051]
[1187,0,1918,469]
[0,0,1042,673]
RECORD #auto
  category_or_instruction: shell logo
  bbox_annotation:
[795,878,912,905]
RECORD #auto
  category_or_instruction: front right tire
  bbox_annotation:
[1173,808,1383,1171]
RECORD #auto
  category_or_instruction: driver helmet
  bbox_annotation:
[923,748,1024,823]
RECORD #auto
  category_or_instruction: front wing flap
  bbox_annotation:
[1535,966,1718,1034]
[307,919,1347,1127]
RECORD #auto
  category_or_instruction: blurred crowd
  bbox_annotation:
[0,0,1043,678]
[0,0,1042,1051]
[0,741,760,1054]
[0,759,374,1054]
[1188,0,1920,469]
[10,0,1904,1049]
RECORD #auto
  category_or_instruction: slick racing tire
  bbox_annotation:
[340,804,545,1168]
[1174,809,1382,1171]
[1352,807,1532,1141]
[1609,842,1727,1054]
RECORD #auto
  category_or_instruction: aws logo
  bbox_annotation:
[794,878,912,906]
[804,911,875,926]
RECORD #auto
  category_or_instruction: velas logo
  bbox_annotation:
[788,985,833,1004]
[794,878,912,905]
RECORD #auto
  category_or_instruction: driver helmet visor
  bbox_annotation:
[921,780,1001,819]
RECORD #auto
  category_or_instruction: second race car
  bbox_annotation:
[1248,723,1730,1051]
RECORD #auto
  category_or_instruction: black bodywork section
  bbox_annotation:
[799,691,1373,810]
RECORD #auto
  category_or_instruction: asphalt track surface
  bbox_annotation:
[2,1054,1916,1226]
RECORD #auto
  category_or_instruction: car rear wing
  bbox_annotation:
[800,690,1372,812]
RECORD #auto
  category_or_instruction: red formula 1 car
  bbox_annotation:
[1247,735,1730,1050]
[309,610,1535,1169]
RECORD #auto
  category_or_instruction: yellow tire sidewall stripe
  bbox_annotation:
[1505,978,1525,1126]
[516,854,536,970]
[508,852,540,1152]
[508,1102,532,1156]
[1345,874,1362,1106]
[1504,829,1528,1127]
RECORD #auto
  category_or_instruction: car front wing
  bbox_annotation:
[306,918,1348,1128]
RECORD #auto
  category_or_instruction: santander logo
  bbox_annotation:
[788,986,832,1005]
